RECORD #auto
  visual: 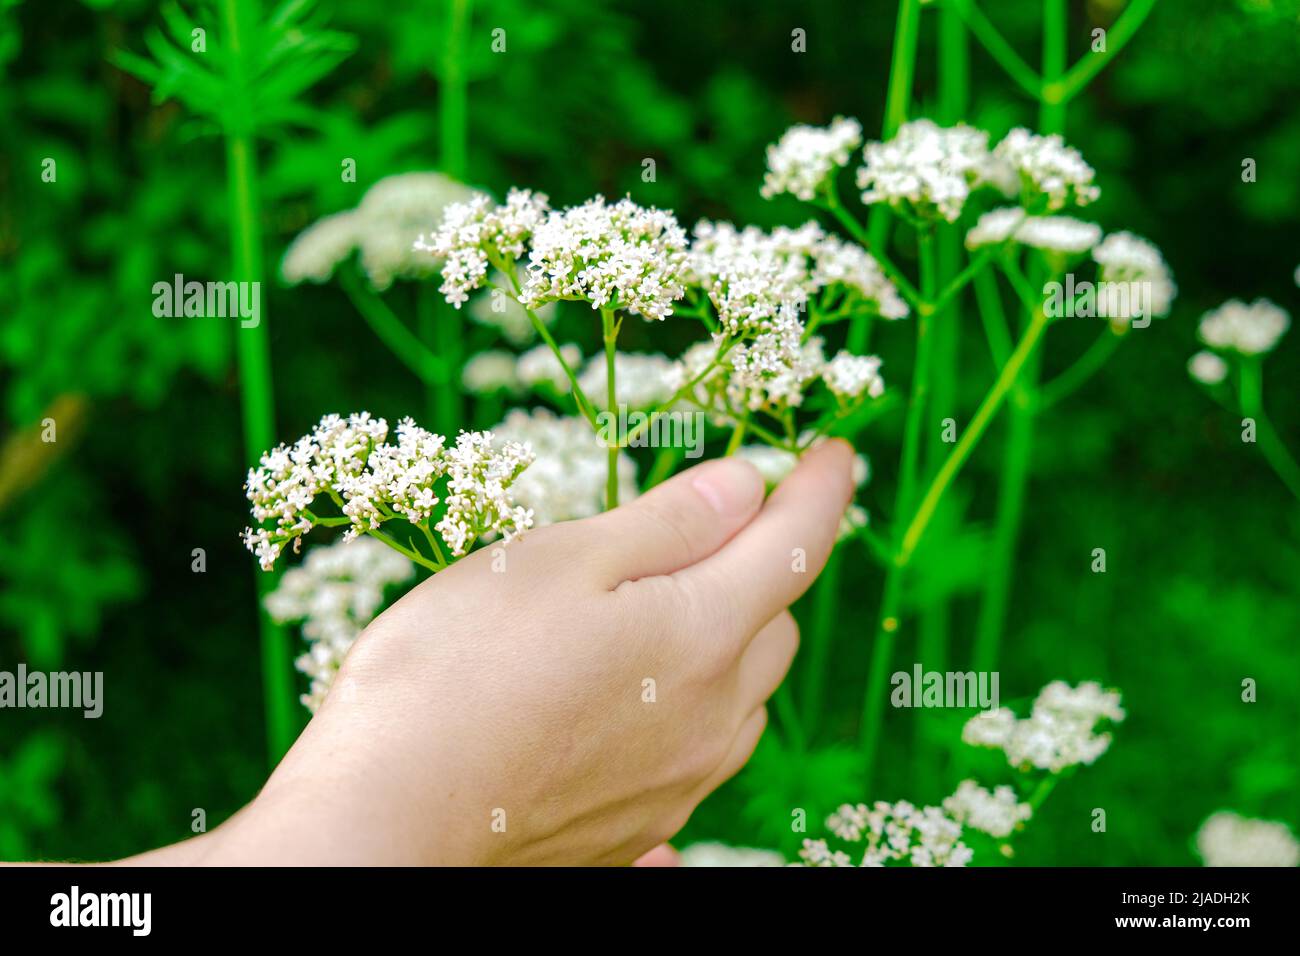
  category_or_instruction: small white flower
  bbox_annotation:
[1188,350,1228,386]
[522,195,688,321]
[1196,812,1300,868]
[1091,231,1177,321]
[822,350,885,400]
[811,801,972,867]
[760,116,863,202]
[992,127,1100,212]
[462,350,521,395]
[1198,298,1291,355]
[856,119,994,222]
[281,210,362,284]
[1013,215,1103,255]
[962,680,1125,773]
[418,188,551,308]
[942,780,1032,838]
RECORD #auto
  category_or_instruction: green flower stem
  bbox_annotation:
[643,446,682,489]
[773,682,806,754]
[621,338,737,447]
[898,303,1052,568]
[601,307,620,510]
[1047,0,1160,106]
[440,0,473,180]
[1026,773,1059,811]
[1239,358,1300,503]
[974,258,1013,367]
[365,527,443,572]
[1038,0,1068,133]
[883,0,923,136]
[1036,325,1123,410]
[724,411,750,455]
[952,0,1043,100]
[822,192,924,311]
[221,0,296,767]
[859,233,937,778]
[340,267,443,385]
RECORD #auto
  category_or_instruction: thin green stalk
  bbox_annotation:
[1036,325,1122,410]
[1239,359,1300,503]
[724,411,750,455]
[952,0,1042,100]
[1047,0,1160,106]
[644,446,682,489]
[1038,0,1068,133]
[340,267,442,385]
[440,0,473,179]
[974,260,1013,367]
[601,308,619,510]
[859,233,937,779]
[221,0,296,766]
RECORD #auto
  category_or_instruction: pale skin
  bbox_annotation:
[83,439,855,866]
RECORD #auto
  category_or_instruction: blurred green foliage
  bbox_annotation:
[1,0,1297,863]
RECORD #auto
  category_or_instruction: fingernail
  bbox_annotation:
[692,458,762,516]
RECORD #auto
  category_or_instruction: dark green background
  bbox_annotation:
[2,0,1297,863]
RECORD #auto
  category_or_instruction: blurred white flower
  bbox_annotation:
[1196,811,1300,867]
[805,800,972,867]
[1187,350,1228,386]
[1198,298,1291,355]
[962,680,1125,773]
[992,127,1100,212]
[265,538,413,712]
[679,842,786,867]
[522,195,688,321]
[469,271,557,345]
[856,119,993,222]
[760,116,863,202]
[517,342,583,394]
[462,350,521,395]
[1091,231,1177,321]
[943,780,1032,838]
[281,172,479,290]
[965,206,1027,249]
[1013,215,1103,255]
[492,408,637,525]
[577,352,677,410]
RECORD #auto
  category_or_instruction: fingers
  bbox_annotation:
[676,439,856,637]
[735,611,799,714]
[585,456,765,586]
[631,844,680,867]
[691,706,769,804]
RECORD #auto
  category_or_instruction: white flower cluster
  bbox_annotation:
[992,127,1100,212]
[264,538,413,712]
[1195,811,1300,868]
[418,188,551,308]
[760,116,863,202]
[521,195,688,321]
[492,408,638,526]
[856,119,994,222]
[942,779,1033,839]
[577,351,678,410]
[726,311,827,409]
[966,207,1103,255]
[1187,350,1228,386]
[242,412,534,569]
[1091,230,1177,320]
[689,221,907,336]
[462,349,521,395]
[962,680,1126,773]
[801,800,973,867]
[1198,298,1291,356]
[678,842,786,867]
[822,350,885,400]
[281,172,479,290]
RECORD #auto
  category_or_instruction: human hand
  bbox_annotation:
[205,439,856,865]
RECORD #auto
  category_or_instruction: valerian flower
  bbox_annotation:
[1012,215,1103,255]
[992,127,1100,212]
[417,188,551,308]
[521,195,689,321]
[1195,811,1300,868]
[822,350,885,400]
[760,116,863,202]
[856,119,995,223]
[462,350,521,395]
[679,843,786,867]
[962,680,1126,773]
[942,780,1033,839]
[493,408,638,526]
[1198,298,1291,356]
[281,172,479,290]
[1091,231,1177,321]
[1187,350,1229,385]
[264,537,413,712]
[801,800,973,867]
[242,412,533,570]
